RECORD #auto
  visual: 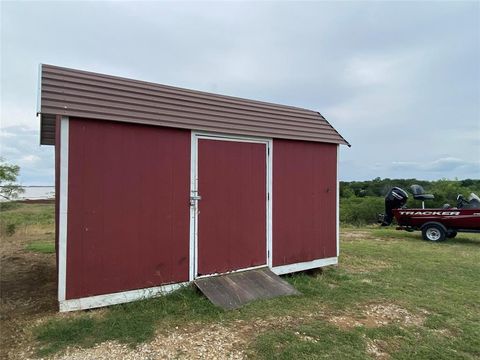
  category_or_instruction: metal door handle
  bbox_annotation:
[190,194,202,206]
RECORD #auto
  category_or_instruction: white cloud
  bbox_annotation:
[1,1,479,182]
[19,154,41,165]
[390,157,480,175]
[343,55,398,87]
[0,126,53,185]
[0,130,17,137]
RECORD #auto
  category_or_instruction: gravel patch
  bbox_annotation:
[50,323,246,360]
[19,313,325,360]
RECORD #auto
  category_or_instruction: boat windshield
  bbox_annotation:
[468,193,480,202]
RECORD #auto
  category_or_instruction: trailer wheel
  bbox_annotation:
[421,223,446,242]
[447,231,457,238]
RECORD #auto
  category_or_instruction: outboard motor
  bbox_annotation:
[381,187,409,226]
[457,193,480,209]
[469,193,480,208]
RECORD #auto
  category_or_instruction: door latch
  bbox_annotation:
[190,193,202,206]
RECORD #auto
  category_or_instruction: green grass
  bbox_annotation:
[249,230,480,359]
[249,322,367,359]
[30,223,480,358]
[26,241,55,254]
[35,286,223,356]
[370,226,423,239]
[0,202,54,236]
[4,202,55,225]
[0,202,54,228]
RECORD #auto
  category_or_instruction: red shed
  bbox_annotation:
[37,64,349,311]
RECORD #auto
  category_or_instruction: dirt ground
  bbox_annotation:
[0,223,429,360]
[0,225,57,360]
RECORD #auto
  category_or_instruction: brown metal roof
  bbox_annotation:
[38,64,349,146]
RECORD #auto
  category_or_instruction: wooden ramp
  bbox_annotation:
[194,267,300,310]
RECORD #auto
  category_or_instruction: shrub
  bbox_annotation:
[0,201,20,211]
[6,223,16,236]
[340,196,384,226]
[339,178,480,225]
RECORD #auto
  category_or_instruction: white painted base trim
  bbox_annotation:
[60,258,337,311]
[271,257,338,276]
[59,282,189,312]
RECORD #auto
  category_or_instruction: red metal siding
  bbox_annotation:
[66,118,190,299]
[272,139,337,266]
[197,139,267,275]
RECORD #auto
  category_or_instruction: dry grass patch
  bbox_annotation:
[340,254,392,274]
[339,229,372,241]
[329,303,427,330]
[366,338,390,359]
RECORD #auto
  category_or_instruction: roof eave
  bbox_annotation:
[316,112,351,147]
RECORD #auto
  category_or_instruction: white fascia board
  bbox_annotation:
[58,117,69,302]
[337,144,340,257]
[36,63,42,115]
[189,131,197,281]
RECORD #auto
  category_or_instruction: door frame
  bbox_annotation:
[189,131,273,281]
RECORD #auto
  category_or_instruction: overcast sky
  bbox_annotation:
[1,1,479,185]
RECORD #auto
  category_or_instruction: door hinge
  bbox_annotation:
[267,147,270,155]
[267,192,270,200]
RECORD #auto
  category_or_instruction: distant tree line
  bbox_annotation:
[340,177,480,199]
[340,178,480,225]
